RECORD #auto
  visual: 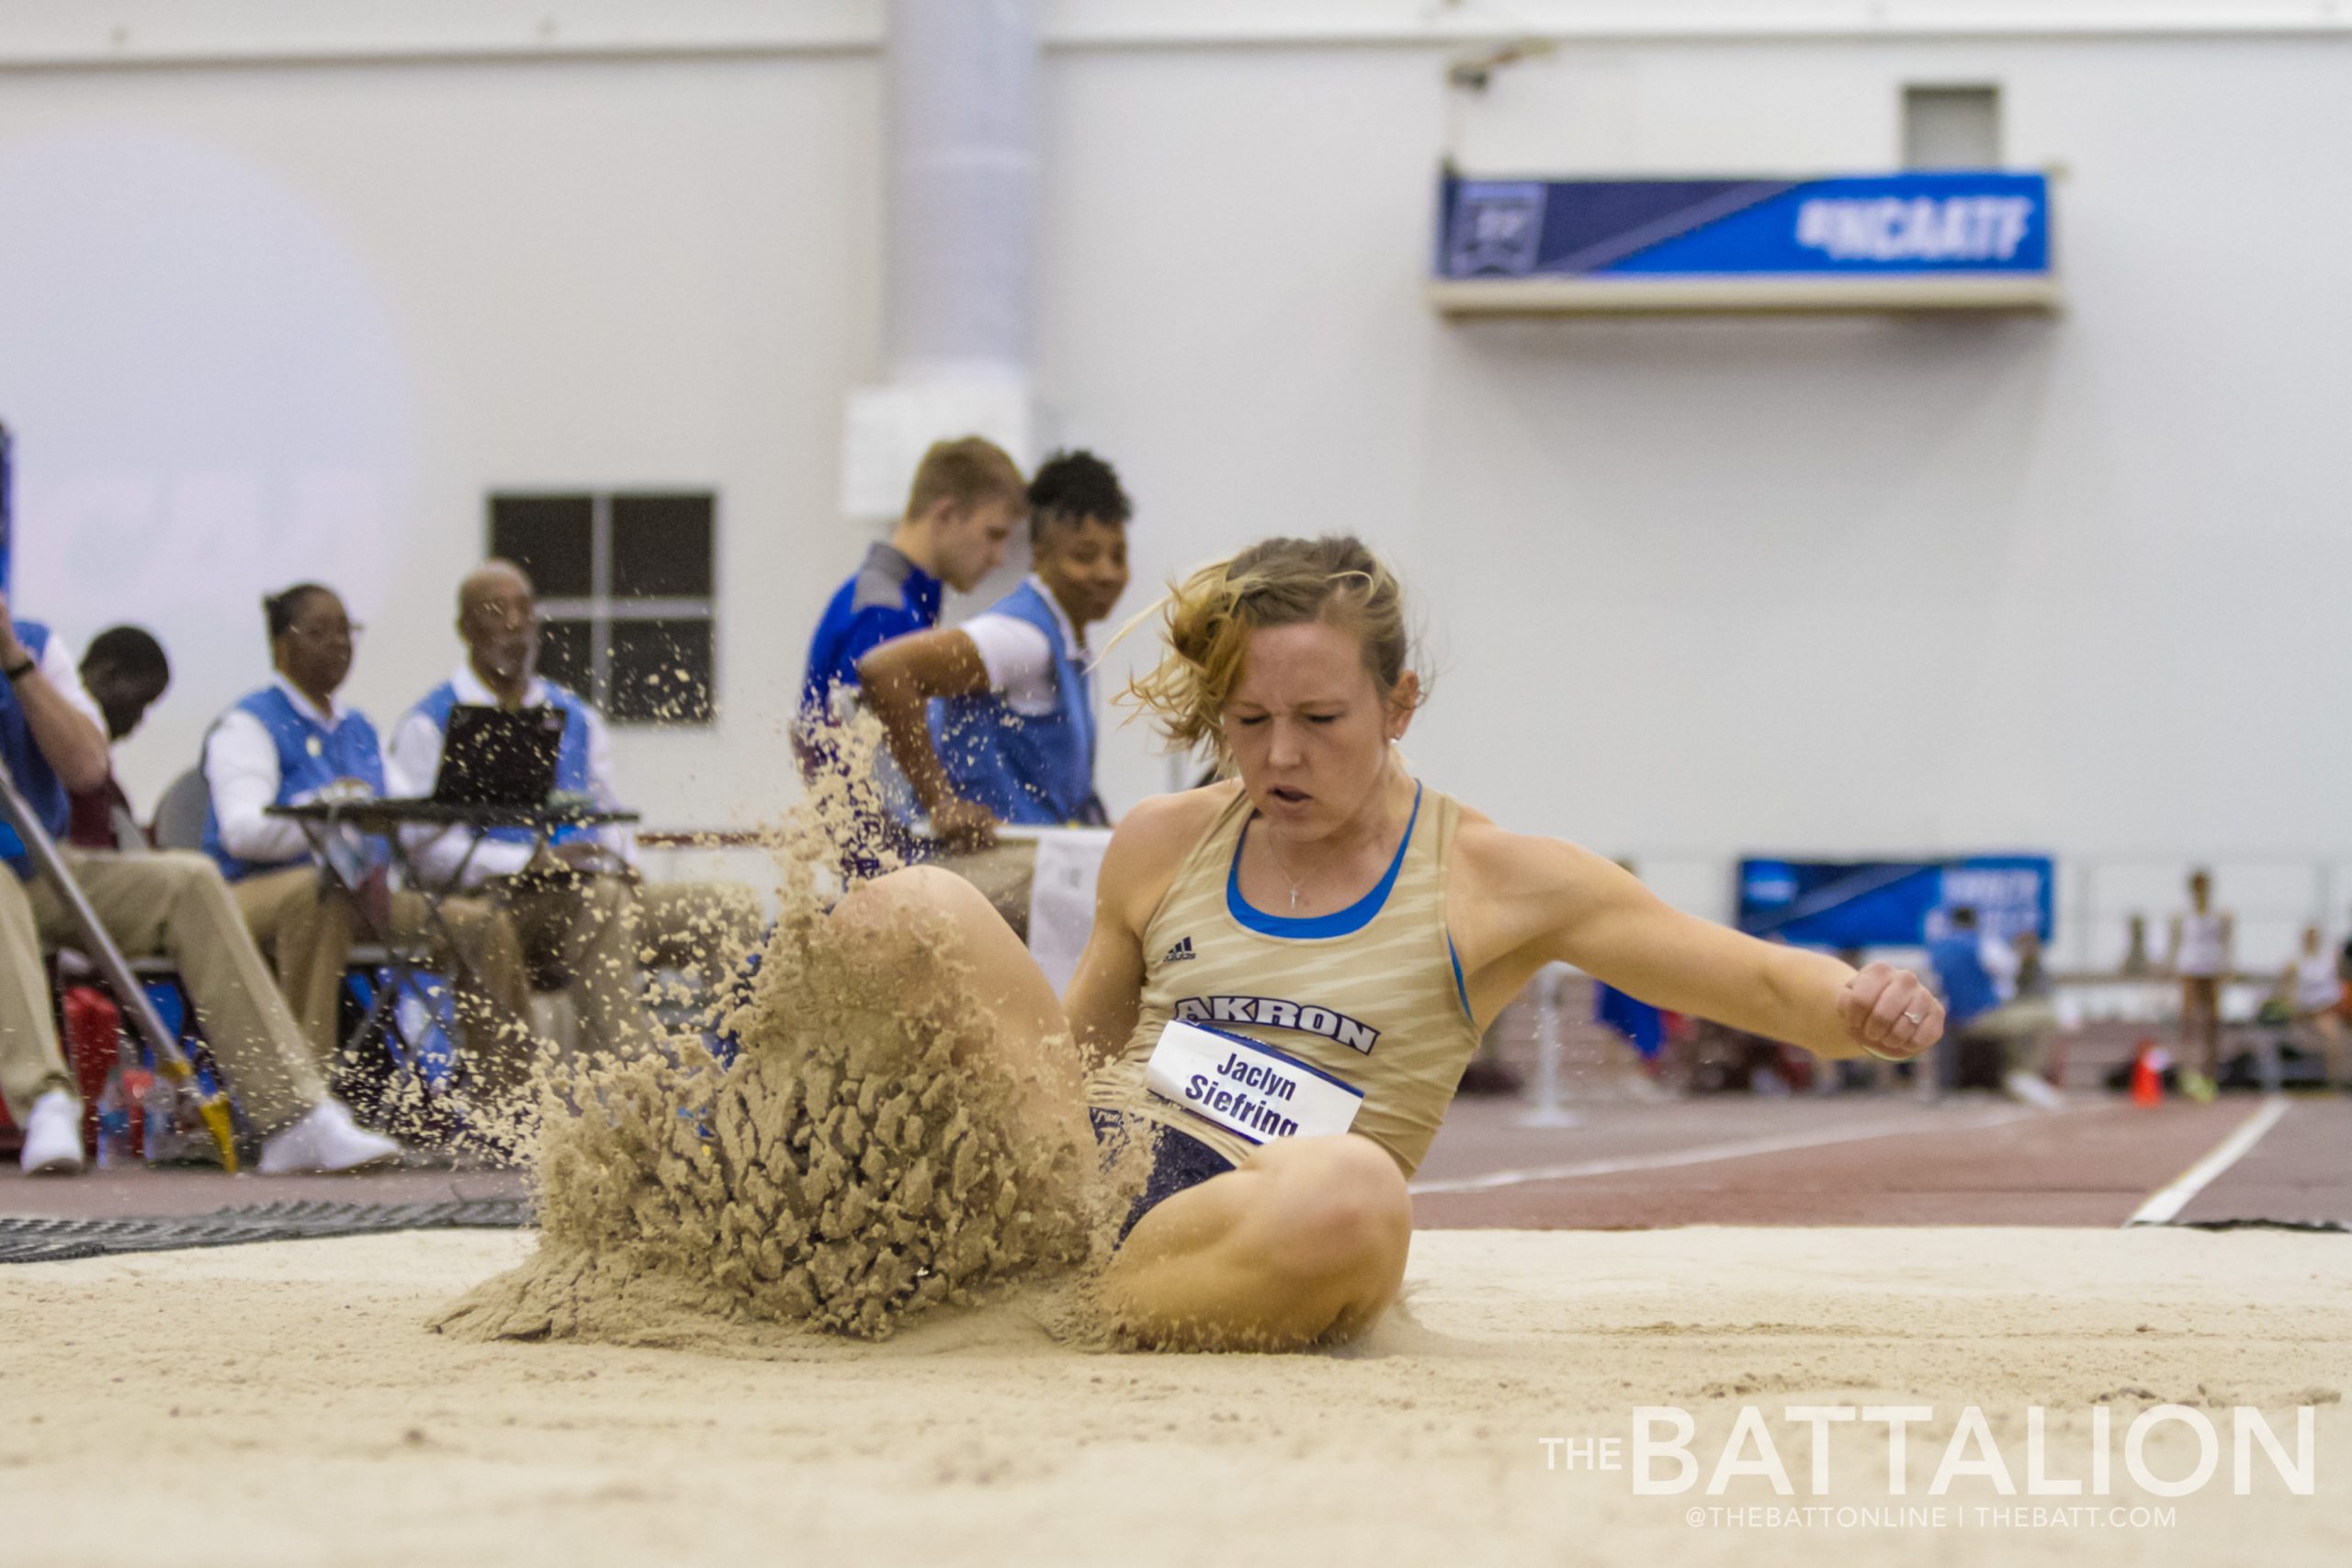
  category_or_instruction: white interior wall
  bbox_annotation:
[3,11,2347,961]
[0,54,879,832]
[1050,34,2352,964]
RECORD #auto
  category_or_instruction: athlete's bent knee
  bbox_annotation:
[835,864,1000,946]
[1251,1140,1409,1285]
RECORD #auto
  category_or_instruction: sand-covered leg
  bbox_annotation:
[1096,1133,1410,1351]
[439,857,1109,1344]
[831,865,1091,1150]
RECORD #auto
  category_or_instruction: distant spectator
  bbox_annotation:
[1923,906,2000,1100]
[2280,923,2346,1090]
[65,626,171,849]
[1974,928,2064,1109]
[1928,907,1999,1025]
[2167,869,2231,1103]
[1979,923,2019,1005]
[2120,912,2151,976]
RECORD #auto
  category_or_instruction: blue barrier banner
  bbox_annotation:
[1,423,13,593]
[1439,171,2051,281]
[1737,855,2055,949]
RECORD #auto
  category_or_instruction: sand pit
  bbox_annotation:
[3,1225,2345,1567]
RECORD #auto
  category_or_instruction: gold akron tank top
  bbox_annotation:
[1086,781,1482,1176]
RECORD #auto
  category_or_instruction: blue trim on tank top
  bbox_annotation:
[1227,782,1423,939]
[1448,935,1472,1022]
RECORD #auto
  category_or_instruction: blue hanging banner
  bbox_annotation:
[1433,171,2057,313]
[1,423,13,593]
[1737,855,2055,949]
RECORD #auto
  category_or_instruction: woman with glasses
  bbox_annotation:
[204,583,534,1100]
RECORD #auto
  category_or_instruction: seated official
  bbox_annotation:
[67,626,172,850]
[854,450,1132,931]
[204,584,534,1082]
[0,595,399,1177]
[389,560,760,1067]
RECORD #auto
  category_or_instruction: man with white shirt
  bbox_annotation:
[389,561,758,1065]
[203,583,532,1074]
[858,449,1130,836]
[0,593,398,1175]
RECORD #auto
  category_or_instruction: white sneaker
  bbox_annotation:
[256,1099,402,1175]
[17,1089,86,1175]
[2003,1069,2066,1111]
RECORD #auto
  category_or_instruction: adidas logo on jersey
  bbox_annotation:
[1163,936,1197,963]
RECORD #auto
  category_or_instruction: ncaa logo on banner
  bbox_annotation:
[1446,182,1546,276]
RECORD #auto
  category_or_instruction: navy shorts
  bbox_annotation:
[1089,1108,1236,1245]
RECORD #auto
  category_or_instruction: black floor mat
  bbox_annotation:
[0,1198,532,1266]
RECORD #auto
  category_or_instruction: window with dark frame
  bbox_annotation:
[486,491,717,726]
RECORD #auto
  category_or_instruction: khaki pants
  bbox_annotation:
[232,866,356,1065]
[230,869,540,1086]
[0,850,323,1134]
[471,874,762,1063]
[488,871,663,1061]
[387,889,537,1098]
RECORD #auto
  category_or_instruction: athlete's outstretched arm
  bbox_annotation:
[1453,828,1942,1062]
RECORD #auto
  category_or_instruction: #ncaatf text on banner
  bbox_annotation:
[1432,171,2057,314]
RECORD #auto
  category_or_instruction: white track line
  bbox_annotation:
[1408,1104,2064,1196]
[2124,1095,2291,1227]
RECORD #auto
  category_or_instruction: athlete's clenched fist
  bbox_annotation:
[1836,961,1944,1060]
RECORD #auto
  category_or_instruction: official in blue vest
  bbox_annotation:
[858,449,1130,839]
[390,561,761,1085]
[204,584,531,1073]
[203,584,385,1059]
[0,592,399,1176]
[796,435,1028,867]
[854,451,1131,933]
[1923,904,2001,1100]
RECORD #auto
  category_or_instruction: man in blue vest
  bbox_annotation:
[857,448,1128,835]
[796,435,1028,863]
[0,592,401,1175]
[390,561,760,1080]
[854,451,1130,930]
[1924,904,2001,1101]
[204,583,533,1075]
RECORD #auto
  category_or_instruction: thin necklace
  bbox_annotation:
[1261,829,1314,912]
[1260,794,1393,912]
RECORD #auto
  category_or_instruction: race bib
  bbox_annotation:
[1144,1018,1364,1145]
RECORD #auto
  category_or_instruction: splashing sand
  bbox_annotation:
[435,714,1139,1344]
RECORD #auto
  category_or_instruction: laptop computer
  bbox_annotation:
[429,704,569,808]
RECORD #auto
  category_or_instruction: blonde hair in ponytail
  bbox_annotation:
[1116,535,1420,763]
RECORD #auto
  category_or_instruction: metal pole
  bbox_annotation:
[884,0,1037,382]
[0,769,239,1170]
[1516,961,1580,1129]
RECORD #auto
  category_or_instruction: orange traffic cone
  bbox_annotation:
[2131,1039,2166,1108]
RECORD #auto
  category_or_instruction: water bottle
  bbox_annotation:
[94,1065,130,1169]
[142,1071,189,1164]
[120,1066,155,1162]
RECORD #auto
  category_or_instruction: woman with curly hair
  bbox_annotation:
[831,535,1946,1350]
